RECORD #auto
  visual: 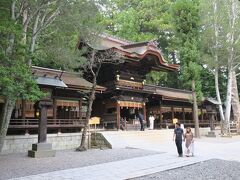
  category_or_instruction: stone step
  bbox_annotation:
[100,130,173,149]
[32,143,52,151]
[28,149,56,158]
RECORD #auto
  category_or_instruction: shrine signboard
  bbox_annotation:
[89,117,100,125]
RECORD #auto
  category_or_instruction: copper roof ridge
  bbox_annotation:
[101,33,133,45]
[32,66,82,76]
[121,40,158,48]
[32,66,64,73]
[121,41,149,48]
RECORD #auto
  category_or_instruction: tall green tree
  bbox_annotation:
[0,0,43,152]
[102,0,176,60]
[200,0,227,123]
[172,0,202,137]
[33,0,102,70]
[35,0,110,151]
[224,0,240,134]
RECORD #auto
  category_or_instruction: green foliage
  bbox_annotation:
[146,70,179,87]
[0,58,43,101]
[0,0,43,101]
[146,71,168,85]
[200,0,228,67]
[172,0,202,99]
[101,0,176,61]
[100,0,180,88]
[34,0,103,71]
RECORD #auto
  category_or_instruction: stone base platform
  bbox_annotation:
[206,131,216,137]
[28,143,56,158]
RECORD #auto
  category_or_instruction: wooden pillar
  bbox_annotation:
[53,98,57,120]
[201,108,203,121]
[182,107,185,124]
[79,98,83,119]
[171,107,174,120]
[22,100,26,119]
[159,103,162,129]
[22,100,26,128]
[192,107,194,122]
[68,105,71,119]
[116,101,120,130]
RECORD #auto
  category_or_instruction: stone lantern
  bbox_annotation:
[205,99,219,138]
[206,104,217,131]
[28,88,56,158]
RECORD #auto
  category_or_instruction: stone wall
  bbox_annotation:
[91,133,112,149]
[191,127,221,136]
[1,133,91,154]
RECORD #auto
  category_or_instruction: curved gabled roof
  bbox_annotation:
[78,34,179,71]
[32,66,105,92]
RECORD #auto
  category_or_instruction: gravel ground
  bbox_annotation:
[131,159,240,180]
[0,148,160,180]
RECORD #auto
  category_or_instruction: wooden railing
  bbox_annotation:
[159,119,220,128]
[9,118,86,129]
[143,85,156,92]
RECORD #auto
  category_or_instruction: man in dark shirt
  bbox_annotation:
[173,122,184,157]
[138,112,145,131]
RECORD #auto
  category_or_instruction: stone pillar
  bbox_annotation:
[28,99,56,158]
[206,112,216,137]
[209,113,215,131]
[38,101,50,143]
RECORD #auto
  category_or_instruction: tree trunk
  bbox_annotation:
[76,77,97,151]
[192,80,200,138]
[0,99,15,152]
[231,70,240,134]
[212,0,225,122]
[224,0,237,135]
[214,69,225,122]
[224,69,233,134]
[29,10,40,65]
[22,0,29,45]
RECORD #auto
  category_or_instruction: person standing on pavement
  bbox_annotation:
[184,127,194,157]
[173,122,184,157]
[149,114,155,130]
[137,111,145,131]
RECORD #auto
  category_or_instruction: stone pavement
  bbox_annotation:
[10,153,209,180]
[9,131,240,180]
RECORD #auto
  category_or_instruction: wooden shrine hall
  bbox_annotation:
[7,66,105,135]
[5,34,220,135]
[78,34,219,130]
